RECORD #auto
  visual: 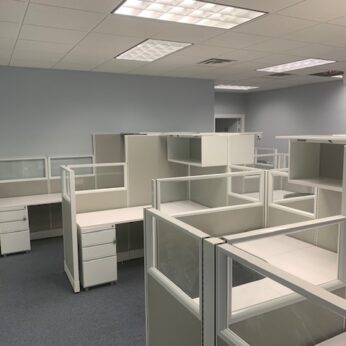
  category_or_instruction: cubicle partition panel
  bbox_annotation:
[126,135,188,207]
[61,166,80,293]
[214,233,346,346]
[144,208,209,346]
[93,133,125,163]
[0,157,49,197]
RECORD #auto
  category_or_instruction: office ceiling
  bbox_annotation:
[2,0,346,91]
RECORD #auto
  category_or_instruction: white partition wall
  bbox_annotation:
[61,166,80,293]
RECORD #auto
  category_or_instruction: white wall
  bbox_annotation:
[246,81,346,151]
[0,66,214,157]
[215,81,346,152]
[214,92,246,115]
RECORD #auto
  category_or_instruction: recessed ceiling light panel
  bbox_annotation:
[113,0,266,29]
[215,84,258,90]
[257,58,335,73]
[116,39,191,61]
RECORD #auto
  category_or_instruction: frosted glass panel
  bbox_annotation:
[50,156,93,177]
[0,158,46,181]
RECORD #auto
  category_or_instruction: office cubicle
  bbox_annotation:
[215,219,346,346]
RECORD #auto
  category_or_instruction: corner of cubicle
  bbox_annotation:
[144,207,216,346]
[213,226,346,346]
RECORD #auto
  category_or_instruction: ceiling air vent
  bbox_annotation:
[198,58,235,65]
[269,73,294,77]
[310,70,344,77]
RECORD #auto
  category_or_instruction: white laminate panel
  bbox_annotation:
[0,220,28,233]
[0,193,61,208]
[81,228,116,248]
[82,255,117,288]
[82,243,116,261]
[76,205,149,229]
[0,230,30,255]
[0,208,27,222]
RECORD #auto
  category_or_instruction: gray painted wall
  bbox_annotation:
[246,81,346,151]
[214,92,246,115]
[0,66,214,157]
[215,81,346,152]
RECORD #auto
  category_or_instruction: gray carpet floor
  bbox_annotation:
[0,237,145,346]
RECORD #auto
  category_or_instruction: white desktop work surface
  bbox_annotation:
[76,205,150,230]
[0,193,61,208]
[232,235,338,315]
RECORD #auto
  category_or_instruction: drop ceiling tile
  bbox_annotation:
[54,56,109,71]
[329,15,346,27]
[168,44,230,60]
[0,48,12,65]
[152,22,224,44]
[248,38,307,53]
[233,14,317,37]
[94,15,162,38]
[0,21,21,39]
[78,33,142,55]
[209,0,305,13]
[0,0,28,23]
[62,34,143,64]
[30,0,122,13]
[216,49,270,62]
[279,0,346,22]
[93,59,147,73]
[24,3,105,31]
[284,24,346,47]
[11,40,73,68]
[203,32,270,49]
[0,36,16,50]
[19,25,86,44]
[285,43,346,61]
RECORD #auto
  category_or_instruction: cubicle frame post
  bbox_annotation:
[203,237,225,346]
[339,146,346,283]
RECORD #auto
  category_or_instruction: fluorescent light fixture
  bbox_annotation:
[257,58,336,73]
[116,39,191,61]
[113,0,266,29]
[215,84,258,91]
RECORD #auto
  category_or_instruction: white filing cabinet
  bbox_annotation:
[78,224,117,289]
[0,206,31,255]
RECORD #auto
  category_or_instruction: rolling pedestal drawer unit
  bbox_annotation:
[78,224,117,289]
[0,206,31,255]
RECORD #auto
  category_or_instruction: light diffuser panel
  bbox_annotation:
[113,0,266,29]
[257,58,336,73]
[215,84,258,90]
[116,39,191,61]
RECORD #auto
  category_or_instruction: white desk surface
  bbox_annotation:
[317,332,346,346]
[0,193,61,209]
[160,200,208,215]
[76,205,150,230]
[232,235,337,313]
